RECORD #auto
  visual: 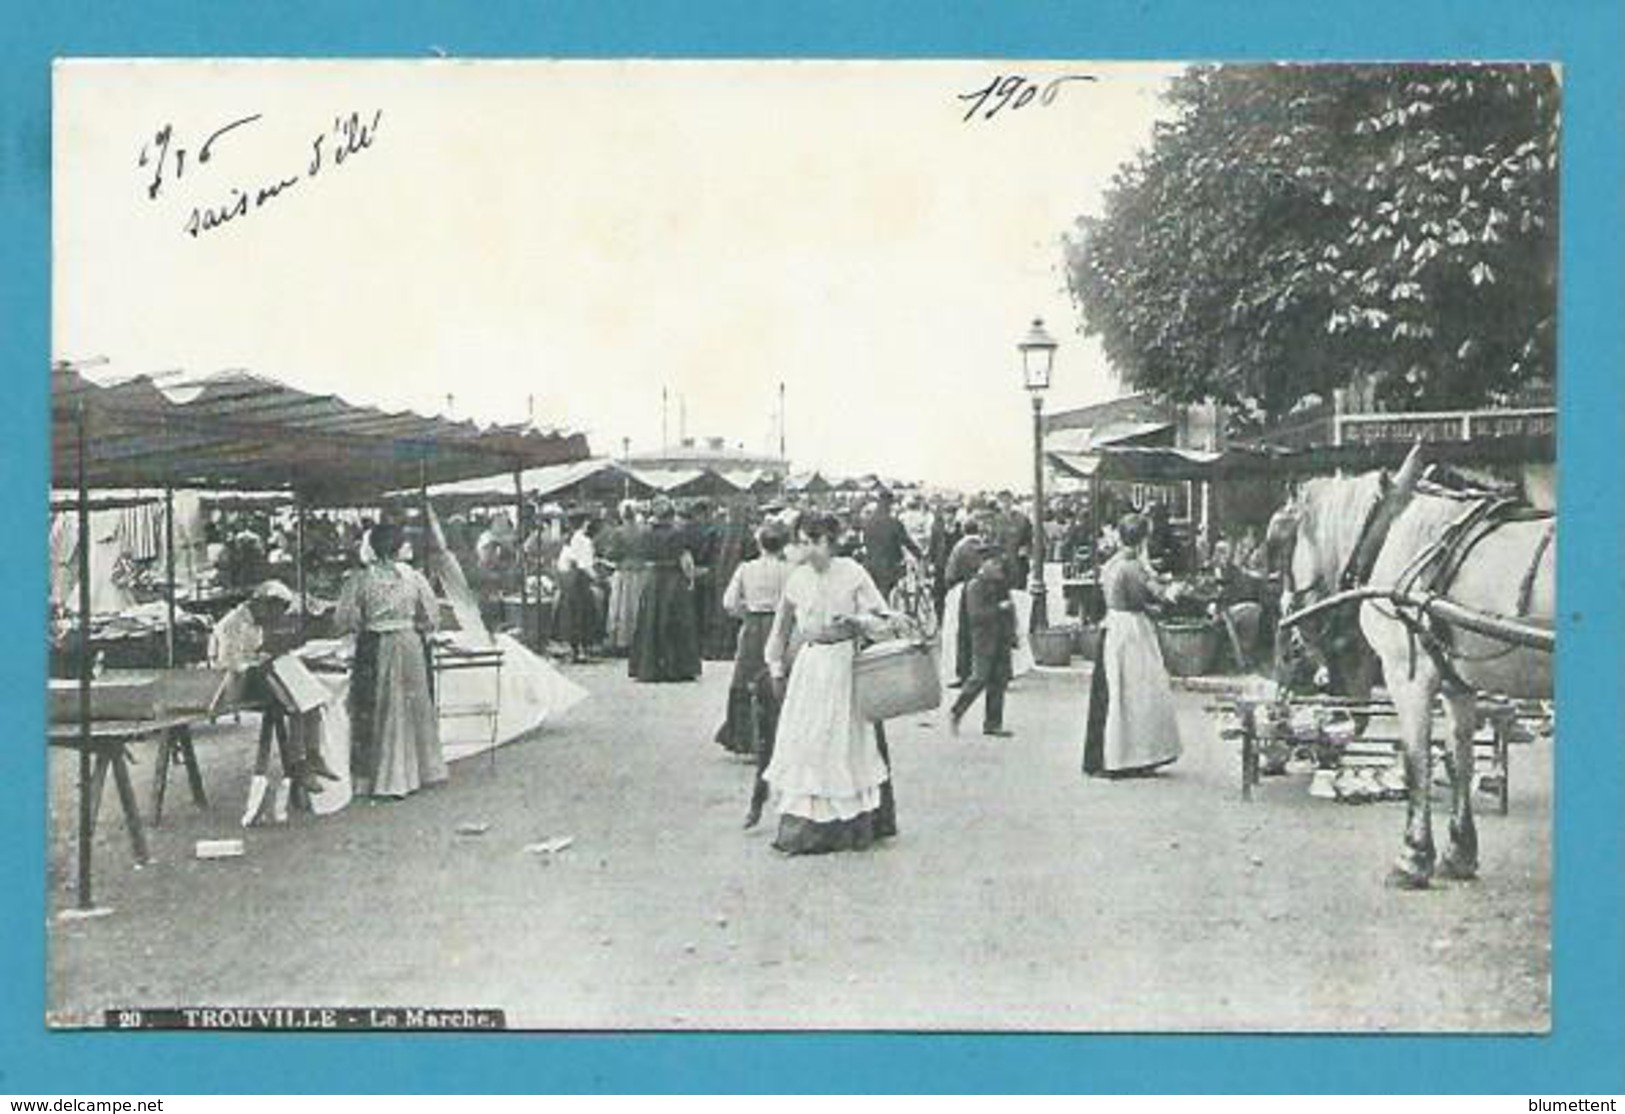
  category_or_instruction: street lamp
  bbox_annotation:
[1018,317,1058,631]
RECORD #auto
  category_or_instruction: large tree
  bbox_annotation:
[1064,64,1559,424]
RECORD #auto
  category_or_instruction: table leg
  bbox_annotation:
[1495,714,1511,817]
[111,750,151,864]
[178,725,207,808]
[1241,708,1257,802]
[151,730,174,825]
[490,662,502,771]
[88,751,112,835]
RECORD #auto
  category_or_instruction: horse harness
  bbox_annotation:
[1381,495,1554,693]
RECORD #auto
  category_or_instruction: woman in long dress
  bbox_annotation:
[715,519,792,758]
[607,506,651,655]
[1083,512,1184,778]
[629,498,702,682]
[555,516,601,663]
[763,513,897,854]
[601,504,634,655]
[704,502,754,660]
[337,523,446,799]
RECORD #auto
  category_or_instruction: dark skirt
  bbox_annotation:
[629,567,702,682]
[1082,627,1111,776]
[705,532,751,660]
[715,612,774,754]
[704,609,743,662]
[773,725,897,855]
[556,568,598,649]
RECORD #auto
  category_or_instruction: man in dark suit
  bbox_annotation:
[993,490,1035,590]
[943,517,992,688]
[949,558,1016,737]
[860,490,922,602]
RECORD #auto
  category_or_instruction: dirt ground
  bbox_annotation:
[47,660,1550,1032]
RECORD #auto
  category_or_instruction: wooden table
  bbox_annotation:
[49,716,203,907]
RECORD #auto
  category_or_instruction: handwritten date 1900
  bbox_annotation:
[957,73,1096,123]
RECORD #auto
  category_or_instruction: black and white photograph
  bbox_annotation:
[48,59,1557,1032]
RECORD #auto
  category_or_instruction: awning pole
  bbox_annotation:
[1089,473,1101,604]
[74,402,94,910]
[164,484,177,667]
[295,496,308,641]
[514,467,529,649]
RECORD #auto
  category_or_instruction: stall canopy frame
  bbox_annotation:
[52,366,590,504]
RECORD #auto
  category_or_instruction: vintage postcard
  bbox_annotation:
[48,59,1556,1032]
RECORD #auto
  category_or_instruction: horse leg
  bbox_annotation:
[1438,692,1480,881]
[1387,678,1438,890]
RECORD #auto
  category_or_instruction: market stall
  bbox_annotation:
[51,362,591,910]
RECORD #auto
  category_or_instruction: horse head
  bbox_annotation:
[1279,443,1424,613]
[1270,443,1425,693]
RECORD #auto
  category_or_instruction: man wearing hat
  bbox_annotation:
[948,558,1016,737]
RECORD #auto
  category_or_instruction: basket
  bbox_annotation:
[1073,623,1104,663]
[1156,620,1220,677]
[1031,628,1074,667]
[852,638,942,722]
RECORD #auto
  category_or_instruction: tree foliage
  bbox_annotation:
[1064,64,1559,422]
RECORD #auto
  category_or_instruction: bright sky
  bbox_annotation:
[54,60,1182,490]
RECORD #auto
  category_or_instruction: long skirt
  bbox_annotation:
[556,568,598,649]
[765,640,895,854]
[629,568,701,682]
[715,612,773,755]
[702,574,745,662]
[704,608,742,663]
[1083,609,1183,776]
[349,629,446,798]
[607,565,650,652]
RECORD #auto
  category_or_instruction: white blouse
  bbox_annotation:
[723,554,793,615]
[765,557,887,675]
[556,531,597,574]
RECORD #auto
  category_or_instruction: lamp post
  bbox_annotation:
[1019,318,1058,631]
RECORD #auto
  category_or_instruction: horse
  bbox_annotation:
[1274,444,1555,889]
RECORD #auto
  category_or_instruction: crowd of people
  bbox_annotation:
[506,485,1270,856]
[195,483,1283,854]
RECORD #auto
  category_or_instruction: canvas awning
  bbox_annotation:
[414,458,654,506]
[627,467,742,498]
[1045,420,1175,455]
[52,366,591,503]
[784,470,830,493]
[714,468,779,493]
[1049,435,1553,485]
[1047,446,1242,482]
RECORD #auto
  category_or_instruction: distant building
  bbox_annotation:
[623,436,791,482]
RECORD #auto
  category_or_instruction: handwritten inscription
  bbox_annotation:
[957,74,1096,123]
[137,110,383,239]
